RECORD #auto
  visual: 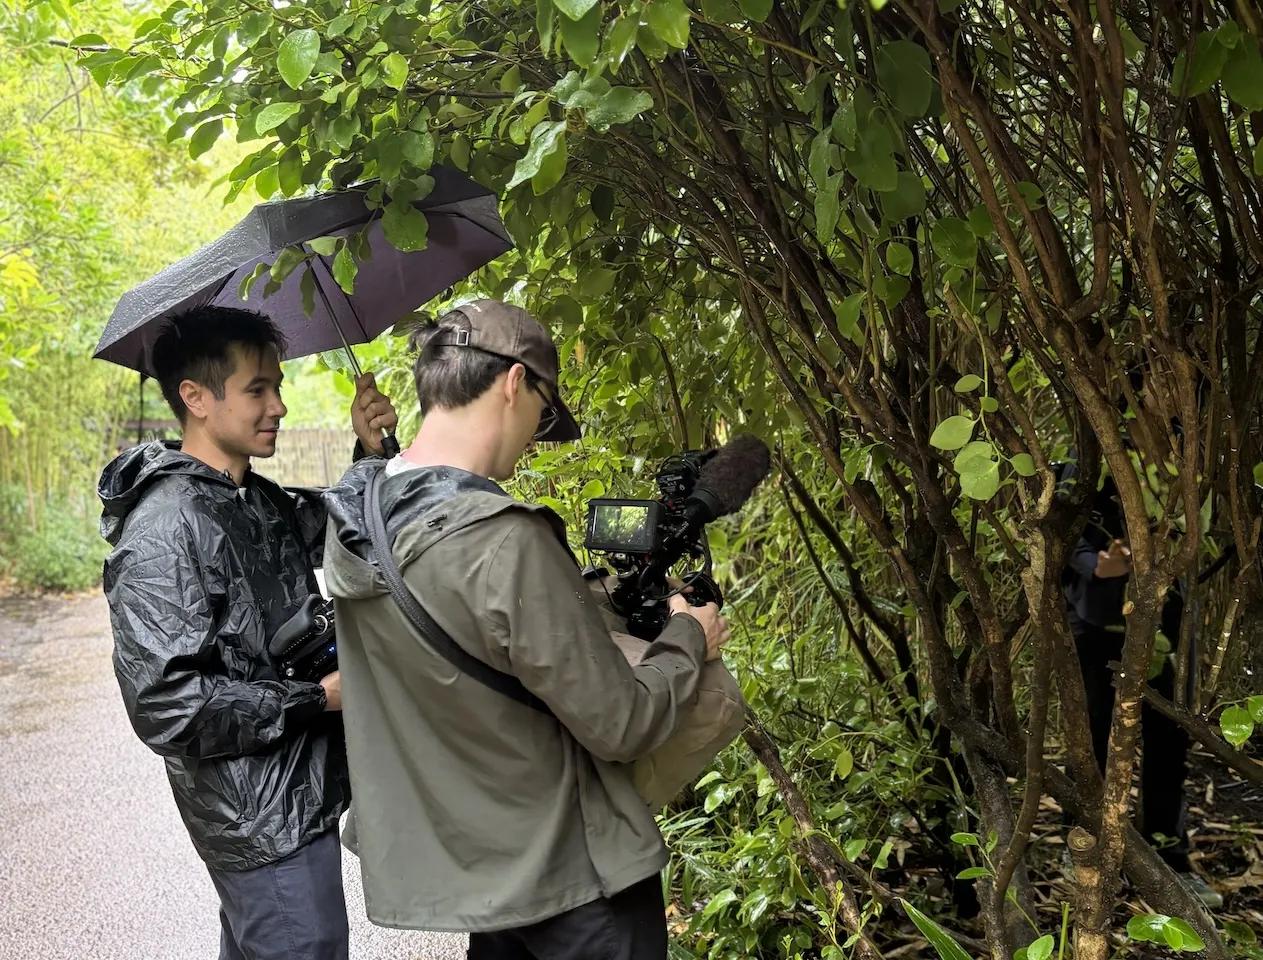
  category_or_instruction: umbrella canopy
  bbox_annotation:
[94,166,513,377]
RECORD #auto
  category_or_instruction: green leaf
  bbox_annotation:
[332,245,358,294]
[1010,454,1036,477]
[561,4,602,66]
[837,292,865,339]
[401,130,435,171]
[967,204,995,237]
[1223,39,1263,111]
[886,242,913,276]
[954,374,982,393]
[1166,919,1204,953]
[605,16,639,69]
[255,165,280,199]
[1026,936,1054,960]
[307,237,338,256]
[508,120,567,189]
[900,900,976,960]
[532,129,567,195]
[954,441,995,475]
[1172,30,1231,97]
[1225,920,1258,945]
[382,200,429,252]
[956,866,991,880]
[554,0,599,19]
[961,460,1000,500]
[1127,915,1169,944]
[580,479,606,498]
[1255,462,1263,487]
[834,748,854,779]
[537,0,556,55]
[844,838,867,861]
[647,0,691,49]
[255,101,302,134]
[850,120,897,192]
[278,29,321,89]
[980,396,999,413]
[809,130,831,187]
[876,40,934,117]
[701,888,739,918]
[816,173,842,244]
[1248,695,1263,723]
[188,119,223,159]
[880,172,926,221]
[591,185,615,221]
[587,87,654,130]
[237,263,269,301]
[382,51,409,90]
[1220,705,1255,747]
[237,12,272,47]
[300,265,316,317]
[931,217,978,268]
[739,0,773,22]
[327,13,354,38]
[278,146,303,196]
[930,415,975,450]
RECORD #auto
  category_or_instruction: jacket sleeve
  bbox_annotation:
[105,524,328,761]
[1067,535,1100,580]
[482,513,708,763]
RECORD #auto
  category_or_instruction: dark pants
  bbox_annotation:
[467,875,667,960]
[207,829,349,960]
[1074,626,1192,871]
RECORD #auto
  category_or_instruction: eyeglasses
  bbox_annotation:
[525,373,559,440]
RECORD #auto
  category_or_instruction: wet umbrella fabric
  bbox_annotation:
[93,167,513,377]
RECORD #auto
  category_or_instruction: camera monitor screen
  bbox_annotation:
[584,499,664,554]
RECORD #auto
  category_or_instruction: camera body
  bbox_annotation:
[583,450,723,641]
[269,594,338,683]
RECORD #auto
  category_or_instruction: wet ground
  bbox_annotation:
[0,591,467,960]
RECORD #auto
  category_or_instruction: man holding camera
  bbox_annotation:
[322,299,730,959]
[98,306,397,960]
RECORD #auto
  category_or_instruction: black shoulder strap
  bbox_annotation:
[365,465,553,715]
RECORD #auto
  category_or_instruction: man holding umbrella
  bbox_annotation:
[98,305,397,960]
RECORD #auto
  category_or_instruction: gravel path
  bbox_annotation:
[0,592,468,960]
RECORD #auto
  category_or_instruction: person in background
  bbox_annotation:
[98,305,397,960]
[1059,464,1222,909]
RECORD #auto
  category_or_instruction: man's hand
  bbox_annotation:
[668,595,731,661]
[320,671,342,711]
[351,373,399,456]
[1095,539,1131,578]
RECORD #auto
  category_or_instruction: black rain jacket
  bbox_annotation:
[98,441,351,872]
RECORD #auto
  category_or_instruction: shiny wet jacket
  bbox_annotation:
[98,441,350,872]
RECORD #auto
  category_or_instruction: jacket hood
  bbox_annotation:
[322,458,515,602]
[98,440,237,545]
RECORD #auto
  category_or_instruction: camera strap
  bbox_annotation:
[365,465,553,716]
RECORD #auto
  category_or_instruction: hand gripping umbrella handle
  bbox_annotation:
[328,315,399,459]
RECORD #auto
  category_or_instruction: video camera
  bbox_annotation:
[583,434,772,641]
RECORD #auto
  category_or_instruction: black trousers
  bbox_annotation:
[207,829,349,960]
[1074,626,1192,871]
[467,875,667,960]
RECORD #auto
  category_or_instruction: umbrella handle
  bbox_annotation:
[334,339,400,459]
[381,431,400,459]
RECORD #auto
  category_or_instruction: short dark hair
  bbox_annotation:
[151,306,287,423]
[410,309,520,414]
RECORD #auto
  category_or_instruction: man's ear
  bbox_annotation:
[179,379,209,421]
[503,364,527,407]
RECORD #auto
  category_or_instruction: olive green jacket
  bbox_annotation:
[322,459,707,933]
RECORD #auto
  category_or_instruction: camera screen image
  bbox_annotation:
[584,499,663,554]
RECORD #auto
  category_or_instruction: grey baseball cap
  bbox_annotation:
[428,299,581,442]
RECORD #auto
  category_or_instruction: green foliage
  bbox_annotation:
[1126,914,1207,953]
[0,487,107,592]
[53,0,1263,954]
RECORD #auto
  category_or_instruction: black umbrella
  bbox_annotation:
[95,166,514,455]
